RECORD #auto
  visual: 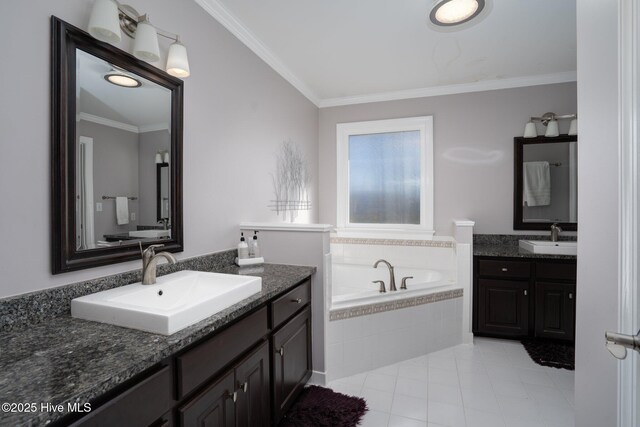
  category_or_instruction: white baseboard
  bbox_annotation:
[462,332,474,344]
[307,370,327,386]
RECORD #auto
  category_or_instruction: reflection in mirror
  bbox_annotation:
[75,49,171,250]
[522,141,577,224]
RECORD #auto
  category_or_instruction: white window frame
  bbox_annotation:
[336,116,434,236]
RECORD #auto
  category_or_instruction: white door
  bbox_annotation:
[604,1,640,425]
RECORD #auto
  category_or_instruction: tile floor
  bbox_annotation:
[326,337,574,427]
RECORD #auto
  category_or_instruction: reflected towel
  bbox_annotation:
[523,161,551,206]
[115,196,129,225]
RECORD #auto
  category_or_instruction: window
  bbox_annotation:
[336,116,434,233]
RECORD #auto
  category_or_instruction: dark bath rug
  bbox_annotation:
[279,385,368,427]
[521,338,575,370]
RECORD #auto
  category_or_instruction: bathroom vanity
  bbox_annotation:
[0,261,314,427]
[472,237,577,342]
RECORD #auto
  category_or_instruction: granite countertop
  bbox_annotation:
[0,263,315,427]
[474,244,577,260]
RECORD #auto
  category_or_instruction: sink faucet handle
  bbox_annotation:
[373,280,386,293]
[400,276,413,290]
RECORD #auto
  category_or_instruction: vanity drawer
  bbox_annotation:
[536,262,577,282]
[176,307,268,399]
[478,259,530,279]
[271,280,311,329]
[70,366,173,427]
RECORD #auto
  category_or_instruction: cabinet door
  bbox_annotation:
[478,279,529,337]
[535,282,576,341]
[178,372,235,427]
[272,307,312,424]
[235,342,270,427]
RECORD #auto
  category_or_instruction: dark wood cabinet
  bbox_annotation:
[535,282,576,341]
[64,278,313,427]
[473,256,576,342]
[478,279,529,337]
[272,307,312,425]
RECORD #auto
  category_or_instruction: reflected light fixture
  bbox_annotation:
[429,0,486,26]
[87,0,191,78]
[104,69,142,87]
[523,112,577,138]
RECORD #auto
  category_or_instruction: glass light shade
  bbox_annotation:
[431,0,483,25]
[568,118,578,135]
[104,73,141,88]
[545,120,560,137]
[88,0,122,44]
[166,41,190,78]
[133,19,160,62]
[523,121,537,138]
[155,153,163,164]
[163,152,170,163]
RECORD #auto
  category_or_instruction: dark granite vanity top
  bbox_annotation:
[473,234,577,260]
[0,263,315,426]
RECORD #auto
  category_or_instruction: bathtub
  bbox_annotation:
[331,262,455,309]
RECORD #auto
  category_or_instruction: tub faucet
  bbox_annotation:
[374,259,397,291]
[142,244,177,285]
[550,223,562,242]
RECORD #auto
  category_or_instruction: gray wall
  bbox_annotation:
[575,0,620,425]
[318,82,577,235]
[138,130,171,226]
[0,0,318,298]
[77,120,140,240]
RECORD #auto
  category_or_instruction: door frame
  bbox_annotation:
[617,0,639,425]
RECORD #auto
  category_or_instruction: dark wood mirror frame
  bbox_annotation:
[513,135,578,231]
[51,16,183,274]
[157,163,169,221]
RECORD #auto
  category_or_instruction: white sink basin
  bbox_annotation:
[129,229,171,239]
[519,240,577,256]
[71,270,262,335]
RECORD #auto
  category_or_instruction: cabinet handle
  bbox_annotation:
[240,381,248,393]
[278,347,284,356]
[569,293,573,299]
[292,298,302,304]
[524,290,528,296]
[227,390,237,403]
[501,267,508,272]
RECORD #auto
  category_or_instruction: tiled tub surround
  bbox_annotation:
[0,258,315,426]
[326,235,465,382]
[473,234,577,260]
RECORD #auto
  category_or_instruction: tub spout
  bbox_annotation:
[374,259,397,291]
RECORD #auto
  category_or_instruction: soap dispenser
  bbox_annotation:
[237,232,249,259]
[249,231,260,258]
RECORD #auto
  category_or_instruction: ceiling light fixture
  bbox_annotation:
[87,0,191,78]
[429,0,486,27]
[104,70,142,87]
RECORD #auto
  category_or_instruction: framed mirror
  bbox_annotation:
[51,17,183,274]
[514,135,578,231]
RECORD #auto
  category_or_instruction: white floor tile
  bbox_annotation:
[399,364,429,382]
[359,409,390,427]
[460,386,501,413]
[516,368,554,387]
[427,401,467,427]
[464,408,506,427]
[391,394,429,421]
[428,367,460,387]
[491,380,529,399]
[428,383,463,406]
[388,414,429,427]
[365,372,398,393]
[360,387,395,413]
[396,377,429,399]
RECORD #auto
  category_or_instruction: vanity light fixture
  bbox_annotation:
[429,0,486,26]
[523,112,577,138]
[155,152,163,164]
[87,0,191,78]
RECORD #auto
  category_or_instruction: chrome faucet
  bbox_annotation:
[374,259,397,291]
[550,223,562,242]
[142,244,177,285]
[158,218,170,230]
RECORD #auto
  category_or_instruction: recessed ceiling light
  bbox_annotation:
[429,0,486,27]
[104,72,142,88]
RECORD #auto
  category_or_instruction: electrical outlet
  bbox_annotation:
[96,202,102,212]
[131,212,136,221]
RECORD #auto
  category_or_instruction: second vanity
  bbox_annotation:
[0,259,315,427]
[473,235,577,342]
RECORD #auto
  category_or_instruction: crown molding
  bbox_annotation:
[139,123,170,133]
[318,71,577,108]
[194,0,320,106]
[77,112,139,133]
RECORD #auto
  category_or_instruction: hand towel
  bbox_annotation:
[523,161,551,206]
[115,196,129,225]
